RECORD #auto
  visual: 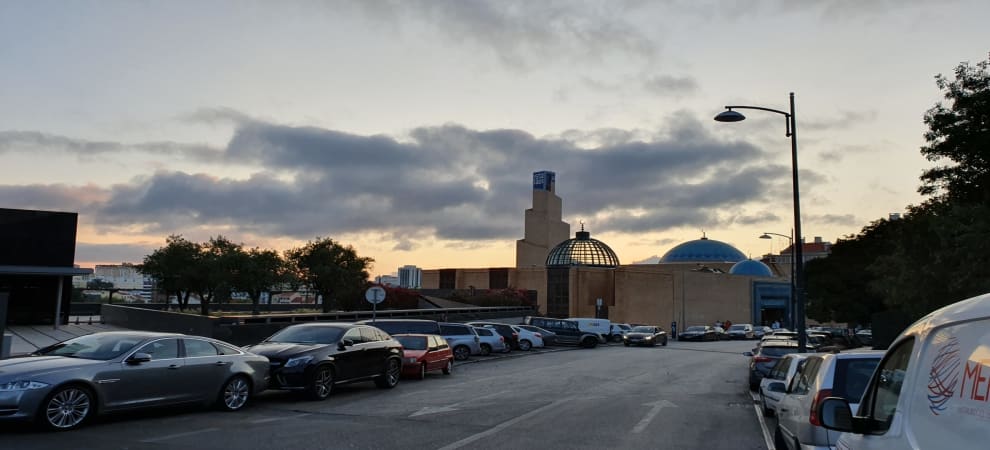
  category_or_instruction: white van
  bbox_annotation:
[570,318,611,343]
[819,292,990,450]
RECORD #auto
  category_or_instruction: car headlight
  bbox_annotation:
[405,357,419,364]
[0,380,50,391]
[623,335,628,340]
[284,356,314,368]
[645,336,653,340]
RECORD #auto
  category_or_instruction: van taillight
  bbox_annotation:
[810,389,832,426]
[754,356,772,363]
[499,336,504,342]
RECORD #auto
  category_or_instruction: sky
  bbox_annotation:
[2,0,988,279]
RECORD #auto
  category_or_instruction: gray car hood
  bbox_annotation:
[0,356,106,381]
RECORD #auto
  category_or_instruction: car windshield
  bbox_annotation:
[729,325,747,331]
[35,334,145,360]
[394,336,428,350]
[686,326,706,332]
[760,347,799,357]
[265,326,344,344]
[631,326,655,332]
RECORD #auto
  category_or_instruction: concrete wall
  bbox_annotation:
[510,268,547,314]
[102,304,217,338]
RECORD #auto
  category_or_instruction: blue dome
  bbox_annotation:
[659,237,746,263]
[729,259,774,277]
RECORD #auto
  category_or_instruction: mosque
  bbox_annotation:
[421,171,793,330]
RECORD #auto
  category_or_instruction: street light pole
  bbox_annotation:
[716,93,806,353]
[760,230,795,330]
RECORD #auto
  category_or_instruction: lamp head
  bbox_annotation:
[759,233,772,240]
[714,109,746,122]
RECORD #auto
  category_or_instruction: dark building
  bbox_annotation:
[0,208,92,326]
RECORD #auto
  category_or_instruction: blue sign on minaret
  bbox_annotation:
[533,171,555,192]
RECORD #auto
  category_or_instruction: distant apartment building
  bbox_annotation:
[73,263,153,302]
[398,265,422,289]
[375,275,400,287]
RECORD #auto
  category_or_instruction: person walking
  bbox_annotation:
[771,319,780,330]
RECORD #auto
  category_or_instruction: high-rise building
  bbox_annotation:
[398,265,422,289]
[375,275,400,287]
[516,171,570,267]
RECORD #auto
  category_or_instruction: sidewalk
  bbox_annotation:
[4,317,126,356]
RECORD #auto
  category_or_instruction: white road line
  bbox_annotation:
[139,427,221,443]
[437,399,568,450]
[751,392,775,450]
[250,413,311,424]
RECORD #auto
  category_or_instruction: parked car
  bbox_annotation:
[392,334,453,379]
[471,326,508,355]
[356,319,441,336]
[609,323,633,342]
[744,340,800,390]
[758,353,808,417]
[510,325,544,350]
[570,318,612,342]
[774,350,883,450]
[516,324,557,346]
[853,329,872,347]
[522,317,603,348]
[713,326,729,340]
[727,324,755,340]
[465,322,520,350]
[622,325,667,347]
[438,322,481,361]
[678,325,718,342]
[819,292,990,450]
[244,323,403,401]
[754,326,774,339]
[0,331,269,431]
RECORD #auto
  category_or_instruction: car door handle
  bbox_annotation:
[214,361,230,366]
[778,408,788,413]
[168,364,181,370]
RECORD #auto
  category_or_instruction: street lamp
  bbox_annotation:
[760,231,796,331]
[716,92,806,353]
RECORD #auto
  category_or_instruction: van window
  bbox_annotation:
[864,338,914,432]
[832,358,881,401]
[790,358,822,395]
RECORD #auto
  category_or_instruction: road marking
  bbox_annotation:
[751,392,775,450]
[437,399,568,450]
[250,413,310,424]
[139,427,220,443]
[409,389,511,418]
[631,399,677,434]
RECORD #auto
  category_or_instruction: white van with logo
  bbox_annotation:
[819,292,990,450]
[570,318,610,343]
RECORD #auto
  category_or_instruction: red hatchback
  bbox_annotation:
[392,334,454,379]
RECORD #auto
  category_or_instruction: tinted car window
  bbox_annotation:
[791,358,822,395]
[343,328,365,343]
[360,327,380,342]
[866,338,914,431]
[184,339,219,357]
[761,347,799,358]
[833,358,881,400]
[138,339,179,360]
[394,335,428,350]
[441,324,470,335]
[267,325,345,344]
[214,342,242,355]
[476,328,493,336]
[37,333,144,360]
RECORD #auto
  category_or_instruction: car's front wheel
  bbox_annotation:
[307,366,334,401]
[479,343,491,356]
[375,358,401,389]
[611,334,623,343]
[218,376,251,411]
[41,385,94,431]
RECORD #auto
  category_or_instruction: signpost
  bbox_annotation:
[365,286,386,323]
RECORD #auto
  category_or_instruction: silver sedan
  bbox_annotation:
[0,331,269,430]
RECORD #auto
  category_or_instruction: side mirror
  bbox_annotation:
[338,339,355,350]
[743,351,754,357]
[768,381,786,393]
[127,353,152,364]
[819,398,855,432]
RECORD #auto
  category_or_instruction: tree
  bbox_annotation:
[231,247,287,315]
[286,237,373,313]
[919,55,990,203]
[191,236,244,315]
[86,279,121,304]
[140,235,201,311]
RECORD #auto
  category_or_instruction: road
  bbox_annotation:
[0,339,769,450]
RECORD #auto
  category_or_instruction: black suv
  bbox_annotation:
[522,316,602,348]
[245,323,404,400]
[465,322,520,350]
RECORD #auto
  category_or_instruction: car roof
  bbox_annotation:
[359,318,437,323]
[760,341,799,348]
[902,292,990,337]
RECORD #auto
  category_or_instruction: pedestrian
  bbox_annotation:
[724,319,732,329]
[771,319,780,330]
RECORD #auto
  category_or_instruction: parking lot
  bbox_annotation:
[0,338,770,450]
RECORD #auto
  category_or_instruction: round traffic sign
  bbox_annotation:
[365,286,386,304]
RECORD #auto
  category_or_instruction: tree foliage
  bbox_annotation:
[285,237,374,313]
[140,235,201,311]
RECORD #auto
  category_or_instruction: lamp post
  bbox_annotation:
[716,93,806,353]
[760,231,796,330]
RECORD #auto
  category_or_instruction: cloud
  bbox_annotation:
[364,0,659,69]
[76,242,157,265]
[803,110,879,131]
[0,110,831,245]
[0,130,222,162]
[642,75,698,97]
[809,213,859,226]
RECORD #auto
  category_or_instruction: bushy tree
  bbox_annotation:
[286,237,373,313]
[140,235,201,310]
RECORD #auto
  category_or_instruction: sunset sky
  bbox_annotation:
[2,1,988,278]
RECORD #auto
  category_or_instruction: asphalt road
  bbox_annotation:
[0,339,770,450]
